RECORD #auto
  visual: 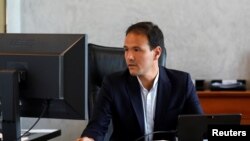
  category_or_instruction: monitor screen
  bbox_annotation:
[0,33,88,120]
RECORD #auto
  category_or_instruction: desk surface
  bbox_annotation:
[198,90,250,96]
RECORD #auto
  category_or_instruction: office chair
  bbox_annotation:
[88,43,167,141]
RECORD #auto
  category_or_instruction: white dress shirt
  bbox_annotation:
[137,72,159,141]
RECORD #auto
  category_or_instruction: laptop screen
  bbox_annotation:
[177,114,241,141]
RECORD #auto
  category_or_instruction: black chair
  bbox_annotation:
[88,43,167,141]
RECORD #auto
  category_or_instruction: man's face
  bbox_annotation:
[124,32,159,76]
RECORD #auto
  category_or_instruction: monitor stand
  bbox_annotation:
[0,69,21,141]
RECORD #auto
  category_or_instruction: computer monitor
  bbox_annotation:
[0,33,88,140]
[177,114,241,141]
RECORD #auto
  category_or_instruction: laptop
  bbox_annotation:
[177,114,241,141]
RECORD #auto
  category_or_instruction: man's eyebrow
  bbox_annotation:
[131,46,141,49]
[123,46,141,49]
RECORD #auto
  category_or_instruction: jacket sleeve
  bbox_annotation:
[81,76,113,141]
[183,74,204,114]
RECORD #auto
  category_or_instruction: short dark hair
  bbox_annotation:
[126,21,164,50]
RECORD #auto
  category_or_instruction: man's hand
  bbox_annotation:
[76,137,94,141]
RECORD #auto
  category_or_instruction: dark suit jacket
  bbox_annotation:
[82,66,203,141]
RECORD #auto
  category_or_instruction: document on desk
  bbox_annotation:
[21,129,58,133]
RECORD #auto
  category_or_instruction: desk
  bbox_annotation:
[0,129,61,141]
[197,90,250,125]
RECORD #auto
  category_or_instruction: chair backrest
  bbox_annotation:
[88,43,127,88]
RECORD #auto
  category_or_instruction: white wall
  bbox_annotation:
[18,0,250,82]
[7,0,250,140]
[6,0,21,32]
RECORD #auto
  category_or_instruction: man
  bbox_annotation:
[78,22,203,141]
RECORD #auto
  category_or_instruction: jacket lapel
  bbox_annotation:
[154,67,172,131]
[126,75,145,133]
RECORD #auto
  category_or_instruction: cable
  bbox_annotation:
[16,100,48,140]
[134,130,177,141]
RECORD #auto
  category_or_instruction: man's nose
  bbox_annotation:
[126,51,134,60]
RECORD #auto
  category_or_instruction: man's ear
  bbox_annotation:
[154,46,162,60]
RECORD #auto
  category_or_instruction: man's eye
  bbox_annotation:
[134,48,140,52]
